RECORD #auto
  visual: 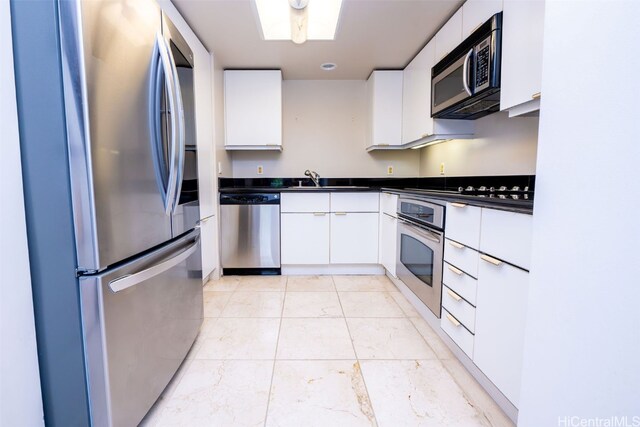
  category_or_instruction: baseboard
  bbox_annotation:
[282,264,385,275]
[385,271,519,424]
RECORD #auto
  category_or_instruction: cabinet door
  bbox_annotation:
[330,213,379,264]
[435,8,463,63]
[367,71,403,147]
[462,0,503,39]
[500,0,545,112]
[224,70,282,147]
[281,213,330,264]
[473,257,529,407]
[379,213,397,276]
[402,41,435,143]
[380,192,398,217]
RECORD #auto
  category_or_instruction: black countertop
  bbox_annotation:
[380,188,533,214]
[218,186,533,214]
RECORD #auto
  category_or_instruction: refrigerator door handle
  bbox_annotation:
[164,37,185,214]
[108,235,199,293]
[149,39,170,211]
[156,33,179,215]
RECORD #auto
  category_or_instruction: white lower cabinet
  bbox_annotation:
[379,212,397,276]
[281,213,330,264]
[330,212,379,264]
[473,256,530,407]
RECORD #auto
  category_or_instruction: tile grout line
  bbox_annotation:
[262,275,288,427]
[333,276,380,427]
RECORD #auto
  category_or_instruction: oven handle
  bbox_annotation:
[462,48,474,96]
[398,218,442,244]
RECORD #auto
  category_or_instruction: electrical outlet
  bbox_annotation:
[257,165,264,175]
[387,165,394,175]
[440,162,445,175]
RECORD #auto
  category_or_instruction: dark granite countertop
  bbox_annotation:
[218,175,535,214]
[219,186,378,193]
[381,188,534,214]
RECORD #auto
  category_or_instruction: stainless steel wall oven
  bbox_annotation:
[396,197,446,318]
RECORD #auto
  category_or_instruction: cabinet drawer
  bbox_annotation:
[441,308,474,358]
[380,192,398,217]
[281,193,330,213]
[445,203,481,249]
[442,286,476,333]
[480,208,533,270]
[331,192,379,213]
[444,239,479,277]
[443,263,478,306]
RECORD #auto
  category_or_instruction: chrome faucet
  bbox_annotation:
[304,170,321,187]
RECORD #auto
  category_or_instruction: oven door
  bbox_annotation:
[396,218,444,318]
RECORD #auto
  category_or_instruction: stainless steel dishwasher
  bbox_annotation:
[220,193,281,275]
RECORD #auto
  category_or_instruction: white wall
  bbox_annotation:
[518,1,640,425]
[213,55,232,178]
[0,1,45,425]
[230,80,421,178]
[419,112,539,177]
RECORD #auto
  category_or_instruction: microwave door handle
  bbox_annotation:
[462,48,474,96]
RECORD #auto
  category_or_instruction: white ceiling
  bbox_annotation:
[171,0,464,80]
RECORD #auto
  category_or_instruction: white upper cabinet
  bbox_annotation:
[401,40,474,145]
[462,0,503,39]
[366,71,403,150]
[402,41,435,144]
[435,8,463,63]
[224,70,282,150]
[500,0,545,115]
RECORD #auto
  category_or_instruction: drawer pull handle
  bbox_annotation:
[447,289,462,302]
[334,212,347,216]
[450,202,467,208]
[446,313,461,327]
[448,240,464,249]
[448,265,463,276]
[481,254,503,266]
[532,92,541,99]
[421,133,432,139]
[313,212,326,216]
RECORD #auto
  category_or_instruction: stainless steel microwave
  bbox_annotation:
[431,12,502,120]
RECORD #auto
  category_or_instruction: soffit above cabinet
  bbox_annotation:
[171,0,464,79]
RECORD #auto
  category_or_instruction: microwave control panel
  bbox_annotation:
[475,36,492,92]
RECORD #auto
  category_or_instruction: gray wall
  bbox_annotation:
[230,80,421,178]
[418,111,539,177]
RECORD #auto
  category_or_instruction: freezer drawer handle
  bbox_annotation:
[109,237,199,293]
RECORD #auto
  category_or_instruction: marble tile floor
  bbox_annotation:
[140,275,513,427]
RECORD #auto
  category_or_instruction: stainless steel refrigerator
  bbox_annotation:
[11,0,202,425]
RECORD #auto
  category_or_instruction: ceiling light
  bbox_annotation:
[320,63,337,71]
[254,0,343,43]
